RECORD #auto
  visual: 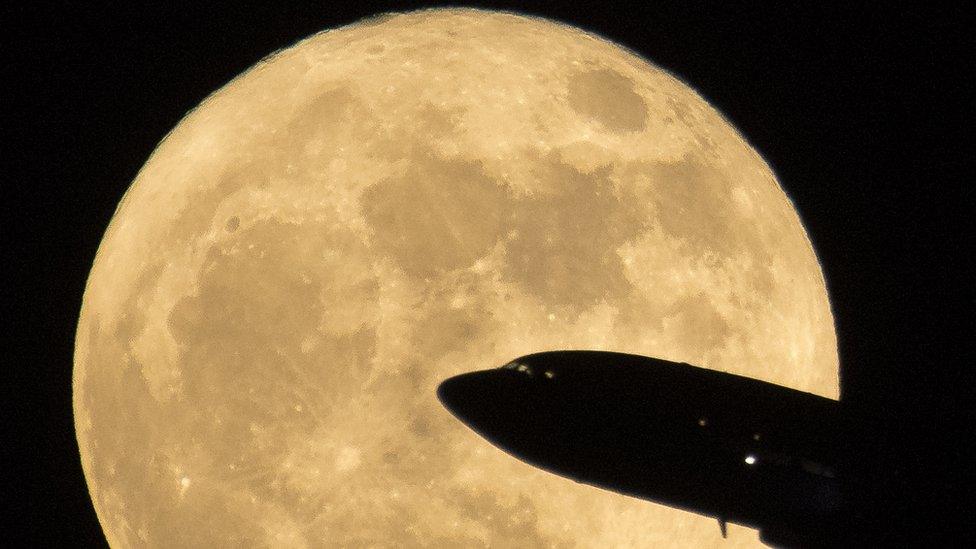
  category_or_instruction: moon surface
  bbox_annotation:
[74,8,837,548]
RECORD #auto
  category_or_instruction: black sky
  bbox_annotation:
[10,1,971,545]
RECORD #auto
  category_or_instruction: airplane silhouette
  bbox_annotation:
[437,350,883,548]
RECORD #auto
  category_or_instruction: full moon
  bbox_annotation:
[74,8,837,548]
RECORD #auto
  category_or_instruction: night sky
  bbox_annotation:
[11,2,970,545]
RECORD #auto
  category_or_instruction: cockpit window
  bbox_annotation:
[502,361,533,376]
[502,361,556,379]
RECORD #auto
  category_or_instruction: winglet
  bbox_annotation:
[718,517,727,538]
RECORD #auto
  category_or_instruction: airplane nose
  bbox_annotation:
[438,371,507,419]
[435,371,481,414]
[437,369,534,440]
[438,367,575,473]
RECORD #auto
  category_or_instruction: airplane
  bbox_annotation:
[437,350,877,548]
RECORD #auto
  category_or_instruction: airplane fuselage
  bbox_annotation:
[437,351,851,546]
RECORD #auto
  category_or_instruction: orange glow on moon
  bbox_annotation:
[74,8,837,547]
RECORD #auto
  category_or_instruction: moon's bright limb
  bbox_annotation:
[74,8,837,547]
